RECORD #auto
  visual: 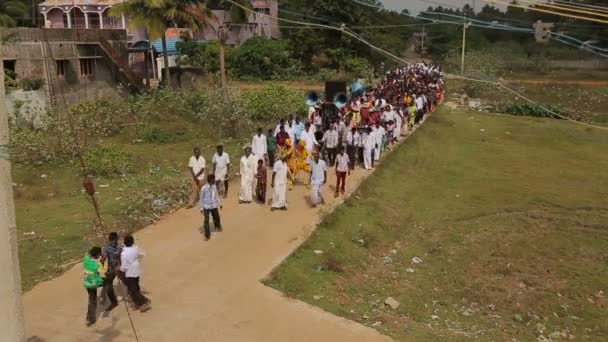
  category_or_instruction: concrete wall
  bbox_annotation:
[1,28,128,110]
[5,90,48,128]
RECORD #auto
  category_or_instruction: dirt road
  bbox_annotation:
[22,138,406,341]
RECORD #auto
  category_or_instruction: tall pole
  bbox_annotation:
[421,24,425,50]
[461,22,471,75]
[0,45,26,342]
[217,25,228,92]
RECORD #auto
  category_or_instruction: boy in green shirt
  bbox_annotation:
[83,246,104,326]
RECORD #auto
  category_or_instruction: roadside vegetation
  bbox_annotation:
[265,107,608,341]
[10,85,305,290]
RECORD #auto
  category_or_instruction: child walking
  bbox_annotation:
[256,159,267,204]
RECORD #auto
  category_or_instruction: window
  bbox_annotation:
[254,7,270,15]
[56,60,68,77]
[3,60,17,86]
[79,59,95,77]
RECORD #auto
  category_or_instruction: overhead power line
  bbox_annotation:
[517,0,608,18]
[553,0,608,13]
[484,0,608,24]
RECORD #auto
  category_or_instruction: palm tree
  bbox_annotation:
[0,0,30,27]
[111,0,214,87]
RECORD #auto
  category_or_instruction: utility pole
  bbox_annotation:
[0,45,26,342]
[421,24,426,50]
[461,21,472,75]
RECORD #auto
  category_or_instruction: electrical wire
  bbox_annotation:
[484,0,608,24]
[516,0,608,18]
[553,0,608,13]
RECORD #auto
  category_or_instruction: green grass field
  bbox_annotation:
[265,108,608,341]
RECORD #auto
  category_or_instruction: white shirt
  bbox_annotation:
[120,246,145,278]
[416,96,424,110]
[376,126,386,145]
[308,106,316,121]
[335,153,350,173]
[309,159,327,185]
[322,129,339,148]
[240,154,257,177]
[213,152,230,180]
[251,134,267,159]
[188,155,206,181]
[273,160,289,185]
[301,131,316,152]
[353,131,362,147]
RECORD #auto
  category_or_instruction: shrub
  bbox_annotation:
[229,37,302,80]
[345,57,372,80]
[142,126,172,144]
[504,104,562,119]
[85,145,133,176]
[239,86,306,122]
[19,78,44,91]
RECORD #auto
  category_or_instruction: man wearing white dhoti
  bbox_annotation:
[239,146,258,204]
[212,145,231,198]
[271,153,291,211]
[309,151,327,207]
[251,128,267,163]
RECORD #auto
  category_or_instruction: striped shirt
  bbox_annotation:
[200,183,220,210]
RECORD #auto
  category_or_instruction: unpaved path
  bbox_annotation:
[22,129,415,341]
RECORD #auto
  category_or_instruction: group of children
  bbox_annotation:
[83,231,150,326]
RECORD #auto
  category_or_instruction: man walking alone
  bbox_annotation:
[200,174,222,240]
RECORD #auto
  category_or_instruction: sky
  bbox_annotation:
[382,0,486,14]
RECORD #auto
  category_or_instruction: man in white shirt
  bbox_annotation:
[271,153,291,210]
[363,127,375,170]
[251,128,267,163]
[301,122,317,152]
[212,145,231,198]
[188,147,206,208]
[322,126,339,166]
[335,146,350,196]
[308,151,327,207]
[120,235,150,312]
[239,146,258,204]
[375,123,386,161]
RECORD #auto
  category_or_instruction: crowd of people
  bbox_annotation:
[82,63,444,326]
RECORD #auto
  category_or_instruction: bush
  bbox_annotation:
[142,126,172,144]
[229,37,302,80]
[239,86,306,122]
[345,57,372,81]
[504,104,562,119]
[177,39,228,73]
[85,145,133,176]
[19,78,44,91]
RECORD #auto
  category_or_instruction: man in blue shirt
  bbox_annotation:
[200,174,222,241]
[292,115,305,145]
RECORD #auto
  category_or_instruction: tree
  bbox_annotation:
[0,0,30,27]
[112,0,214,87]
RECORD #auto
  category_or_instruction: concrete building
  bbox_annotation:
[39,0,280,46]
[1,28,139,125]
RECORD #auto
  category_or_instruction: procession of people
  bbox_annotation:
[81,63,444,326]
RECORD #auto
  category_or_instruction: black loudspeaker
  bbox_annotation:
[325,81,347,102]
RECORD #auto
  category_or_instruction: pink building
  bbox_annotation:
[39,0,280,45]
